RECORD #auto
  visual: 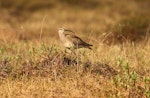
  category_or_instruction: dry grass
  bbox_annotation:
[0,0,150,98]
[0,41,150,98]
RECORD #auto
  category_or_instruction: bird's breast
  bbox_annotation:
[64,41,74,48]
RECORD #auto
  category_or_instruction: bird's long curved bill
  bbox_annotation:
[65,29,75,34]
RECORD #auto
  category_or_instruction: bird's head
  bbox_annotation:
[58,28,75,34]
[58,28,65,34]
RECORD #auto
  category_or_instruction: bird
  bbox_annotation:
[58,28,92,50]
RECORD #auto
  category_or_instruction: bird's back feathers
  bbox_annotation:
[65,34,92,49]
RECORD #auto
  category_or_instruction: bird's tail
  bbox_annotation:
[86,44,93,49]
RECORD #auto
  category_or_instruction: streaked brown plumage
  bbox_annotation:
[58,28,92,49]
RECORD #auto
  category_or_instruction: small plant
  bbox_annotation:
[112,58,149,97]
[0,47,4,54]
[143,77,150,97]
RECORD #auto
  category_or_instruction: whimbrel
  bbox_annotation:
[58,28,92,50]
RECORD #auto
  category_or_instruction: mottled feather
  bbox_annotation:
[65,34,92,49]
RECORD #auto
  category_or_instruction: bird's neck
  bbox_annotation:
[59,31,65,40]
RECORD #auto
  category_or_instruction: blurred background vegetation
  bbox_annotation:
[0,0,150,44]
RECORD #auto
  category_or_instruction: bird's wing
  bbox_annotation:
[65,30,75,34]
[65,34,92,46]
